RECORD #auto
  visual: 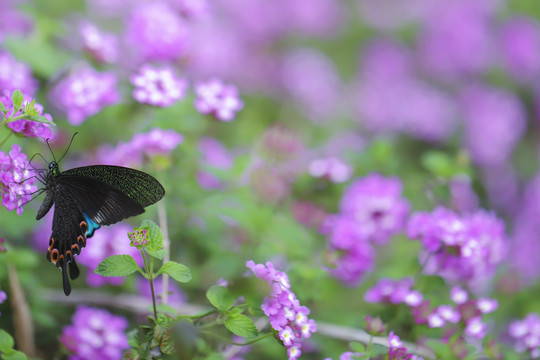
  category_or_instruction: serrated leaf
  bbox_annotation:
[146,248,166,260]
[24,99,37,115]
[160,328,175,355]
[94,255,141,277]
[0,329,14,352]
[141,220,163,251]
[224,314,258,338]
[157,261,191,283]
[11,90,23,108]
[206,285,234,311]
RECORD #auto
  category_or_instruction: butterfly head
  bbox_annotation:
[49,161,60,177]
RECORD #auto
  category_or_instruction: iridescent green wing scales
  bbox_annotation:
[60,165,165,207]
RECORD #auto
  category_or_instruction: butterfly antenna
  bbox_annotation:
[58,132,79,164]
[46,138,57,163]
[28,152,48,171]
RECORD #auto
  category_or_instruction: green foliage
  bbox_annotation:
[156,261,191,283]
[421,151,471,179]
[0,330,28,360]
[206,285,235,311]
[94,254,141,277]
[11,90,23,108]
[224,313,258,338]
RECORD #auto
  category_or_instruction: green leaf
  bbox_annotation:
[365,344,388,357]
[146,248,166,260]
[3,350,27,360]
[155,304,178,314]
[204,353,225,360]
[126,329,139,348]
[421,151,457,178]
[156,261,191,283]
[141,220,163,251]
[94,255,141,277]
[224,313,258,338]
[349,341,366,353]
[11,90,24,108]
[206,285,234,311]
[0,102,5,112]
[0,329,14,352]
[24,100,38,116]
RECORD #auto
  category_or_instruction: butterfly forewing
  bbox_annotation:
[61,165,165,207]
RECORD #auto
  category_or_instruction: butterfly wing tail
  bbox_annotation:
[62,262,71,296]
[69,258,80,280]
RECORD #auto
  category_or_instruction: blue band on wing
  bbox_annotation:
[83,213,100,238]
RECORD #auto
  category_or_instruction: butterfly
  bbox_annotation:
[35,156,165,296]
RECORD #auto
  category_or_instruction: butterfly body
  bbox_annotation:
[37,161,165,295]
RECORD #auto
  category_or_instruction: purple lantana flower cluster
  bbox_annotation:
[367,278,498,342]
[419,287,498,340]
[0,144,37,214]
[125,1,189,63]
[194,79,244,122]
[0,51,37,95]
[246,260,316,360]
[1,91,54,140]
[130,65,188,107]
[388,332,423,360]
[60,306,128,360]
[364,278,423,307]
[49,67,119,126]
[339,174,410,245]
[321,174,410,286]
[79,22,119,64]
[96,128,183,167]
[508,313,540,358]
[128,228,148,248]
[308,157,352,184]
[407,207,507,288]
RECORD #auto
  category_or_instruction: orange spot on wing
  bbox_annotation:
[51,249,59,264]
[71,244,80,254]
[77,235,86,247]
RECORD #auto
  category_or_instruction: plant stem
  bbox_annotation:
[141,249,158,319]
[200,330,273,346]
[158,201,170,305]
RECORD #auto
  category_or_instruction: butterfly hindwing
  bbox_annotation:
[57,175,145,225]
[47,185,89,295]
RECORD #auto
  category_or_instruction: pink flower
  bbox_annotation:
[194,79,243,122]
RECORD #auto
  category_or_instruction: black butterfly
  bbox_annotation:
[36,160,165,296]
